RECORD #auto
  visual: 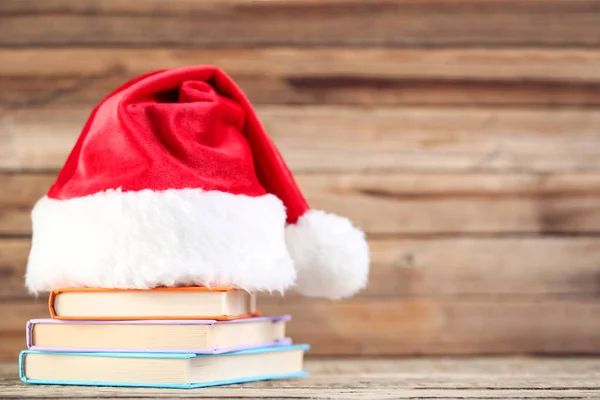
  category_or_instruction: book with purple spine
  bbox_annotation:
[26,315,291,354]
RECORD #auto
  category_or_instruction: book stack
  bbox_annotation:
[20,287,309,388]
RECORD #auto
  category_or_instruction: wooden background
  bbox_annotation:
[2,0,600,360]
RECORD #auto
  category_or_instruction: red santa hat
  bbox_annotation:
[26,66,369,300]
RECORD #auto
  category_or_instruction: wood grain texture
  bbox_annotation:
[4,172,600,235]
[2,297,600,359]
[299,173,600,235]
[261,297,600,356]
[1,358,600,399]
[3,48,600,108]
[3,236,600,300]
[0,239,30,299]
[1,300,45,361]
[2,0,600,364]
[5,48,600,81]
[1,0,600,47]
[3,106,600,172]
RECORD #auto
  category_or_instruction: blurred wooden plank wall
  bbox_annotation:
[2,0,600,360]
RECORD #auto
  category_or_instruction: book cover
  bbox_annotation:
[49,286,259,320]
[20,344,310,388]
[27,315,291,353]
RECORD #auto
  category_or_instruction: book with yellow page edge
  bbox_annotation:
[48,287,258,321]
[27,315,291,354]
[20,344,309,388]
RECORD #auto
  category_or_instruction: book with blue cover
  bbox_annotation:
[20,344,309,388]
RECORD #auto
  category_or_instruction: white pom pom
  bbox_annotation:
[285,210,369,300]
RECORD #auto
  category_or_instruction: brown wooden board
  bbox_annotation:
[4,48,600,81]
[2,297,600,358]
[0,239,31,299]
[262,297,600,356]
[1,300,45,361]
[4,172,600,235]
[1,358,600,398]
[3,48,600,108]
[3,236,600,301]
[1,0,600,47]
[3,106,600,173]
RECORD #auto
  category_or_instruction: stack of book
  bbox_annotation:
[20,287,308,388]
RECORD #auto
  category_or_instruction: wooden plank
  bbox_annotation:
[0,239,30,299]
[1,300,43,362]
[4,172,600,235]
[0,300,44,362]
[0,361,600,400]
[259,297,600,356]
[308,236,600,298]
[6,76,600,109]
[1,0,600,47]
[3,236,600,300]
[2,299,46,329]
[299,173,600,235]
[0,333,24,364]
[0,381,599,399]
[0,300,46,362]
[2,298,600,357]
[306,358,600,378]
[5,48,600,81]
[1,359,600,399]
[3,48,600,108]
[3,357,600,388]
[3,106,600,172]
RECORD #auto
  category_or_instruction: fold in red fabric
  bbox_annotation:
[48,66,309,223]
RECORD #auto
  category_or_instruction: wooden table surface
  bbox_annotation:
[1,357,599,399]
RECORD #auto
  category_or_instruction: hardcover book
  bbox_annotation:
[20,345,309,388]
[49,287,258,320]
[27,316,290,353]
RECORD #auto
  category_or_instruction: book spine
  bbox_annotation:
[18,351,27,382]
[48,291,58,319]
[25,320,34,348]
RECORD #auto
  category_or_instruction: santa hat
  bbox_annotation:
[25,66,369,300]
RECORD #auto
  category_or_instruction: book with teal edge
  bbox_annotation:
[20,344,309,388]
